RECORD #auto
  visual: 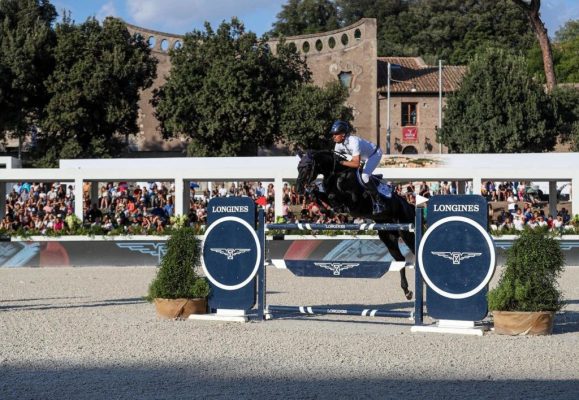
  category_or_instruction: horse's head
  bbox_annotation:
[296,151,317,195]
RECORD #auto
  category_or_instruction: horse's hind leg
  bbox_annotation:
[378,231,413,301]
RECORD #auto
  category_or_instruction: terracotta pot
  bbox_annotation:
[154,298,207,319]
[492,310,555,336]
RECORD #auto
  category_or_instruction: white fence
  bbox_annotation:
[1,154,577,220]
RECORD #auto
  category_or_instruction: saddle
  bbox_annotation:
[355,170,393,198]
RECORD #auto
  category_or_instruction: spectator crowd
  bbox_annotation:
[2,179,575,235]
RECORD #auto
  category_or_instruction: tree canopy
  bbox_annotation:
[154,19,350,156]
[33,17,157,166]
[270,0,340,37]
[552,87,579,151]
[270,0,535,64]
[528,18,579,84]
[0,0,56,147]
[439,47,556,153]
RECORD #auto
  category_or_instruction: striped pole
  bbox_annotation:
[266,223,414,232]
[267,305,412,319]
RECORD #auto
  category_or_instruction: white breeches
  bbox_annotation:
[361,148,383,183]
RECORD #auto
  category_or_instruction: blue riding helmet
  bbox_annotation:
[329,120,350,136]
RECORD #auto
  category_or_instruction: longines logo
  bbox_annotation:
[314,262,360,276]
[432,204,480,212]
[431,251,482,265]
[211,206,249,213]
[210,248,251,260]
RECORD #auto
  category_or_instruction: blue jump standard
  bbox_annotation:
[266,305,413,319]
[266,223,414,232]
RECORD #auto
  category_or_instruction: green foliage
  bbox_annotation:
[279,82,351,150]
[439,47,557,153]
[552,87,579,150]
[147,227,210,300]
[32,16,157,166]
[395,0,534,64]
[0,0,56,142]
[488,229,565,312]
[337,0,411,57]
[275,1,535,62]
[528,20,579,84]
[270,0,340,37]
[154,19,348,156]
[554,36,579,83]
[554,19,579,43]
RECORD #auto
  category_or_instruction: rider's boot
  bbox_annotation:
[366,179,385,215]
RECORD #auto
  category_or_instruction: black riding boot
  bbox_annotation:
[366,179,385,215]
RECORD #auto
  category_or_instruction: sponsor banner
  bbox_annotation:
[421,195,494,321]
[0,240,166,267]
[402,127,418,142]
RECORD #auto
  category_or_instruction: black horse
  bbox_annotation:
[296,150,415,300]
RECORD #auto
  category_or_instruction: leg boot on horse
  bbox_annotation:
[365,179,386,215]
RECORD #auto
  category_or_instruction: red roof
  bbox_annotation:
[377,57,467,94]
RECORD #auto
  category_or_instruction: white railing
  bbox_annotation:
[1,154,577,220]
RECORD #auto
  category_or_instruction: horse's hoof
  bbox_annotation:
[405,291,413,301]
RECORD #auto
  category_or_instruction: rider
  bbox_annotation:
[329,120,385,215]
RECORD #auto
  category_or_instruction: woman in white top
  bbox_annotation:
[329,120,384,215]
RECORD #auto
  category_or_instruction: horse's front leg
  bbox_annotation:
[379,231,413,301]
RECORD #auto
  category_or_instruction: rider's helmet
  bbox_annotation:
[329,120,350,137]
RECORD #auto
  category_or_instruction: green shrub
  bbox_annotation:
[147,227,210,300]
[488,229,565,312]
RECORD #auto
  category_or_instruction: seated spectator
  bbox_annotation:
[87,204,103,224]
[552,215,564,231]
[536,215,548,228]
[163,197,175,217]
[512,208,526,231]
[559,208,571,224]
[499,215,514,231]
[53,214,65,232]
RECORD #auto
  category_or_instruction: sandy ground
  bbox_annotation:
[0,266,578,400]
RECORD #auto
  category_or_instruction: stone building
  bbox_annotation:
[124,18,466,156]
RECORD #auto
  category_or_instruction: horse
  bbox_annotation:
[295,150,415,300]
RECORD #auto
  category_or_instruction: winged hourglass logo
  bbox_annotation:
[116,243,167,263]
[210,248,251,260]
[431,252,482,265]
[314,262,360,276]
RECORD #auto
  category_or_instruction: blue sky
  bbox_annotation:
[51,0,578,37]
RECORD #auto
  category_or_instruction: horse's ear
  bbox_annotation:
[296,150,304,159]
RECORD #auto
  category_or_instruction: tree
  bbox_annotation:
[154,19,349,156]
[270,0,340,37]
[553,19,579,83]
[34,17,157,166]
[511,0,556,92]
[400,0,534,64]
[439,47,556,153]
[552,87,579,151]
[554,19,579,43]
[0,0,56,156]
[279,82,351,150]
[337,0,412,56]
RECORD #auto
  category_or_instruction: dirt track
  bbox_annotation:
[0,266,578,399]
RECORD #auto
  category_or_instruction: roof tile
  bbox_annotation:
[377,57,467,93]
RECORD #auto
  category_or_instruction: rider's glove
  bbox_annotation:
[343,154,353,161]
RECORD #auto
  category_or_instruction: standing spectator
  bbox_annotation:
[255,182,266,197]
[418,181,430,198]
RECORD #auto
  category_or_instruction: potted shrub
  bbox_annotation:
[488,228,565,335]
[147,227,211,319]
